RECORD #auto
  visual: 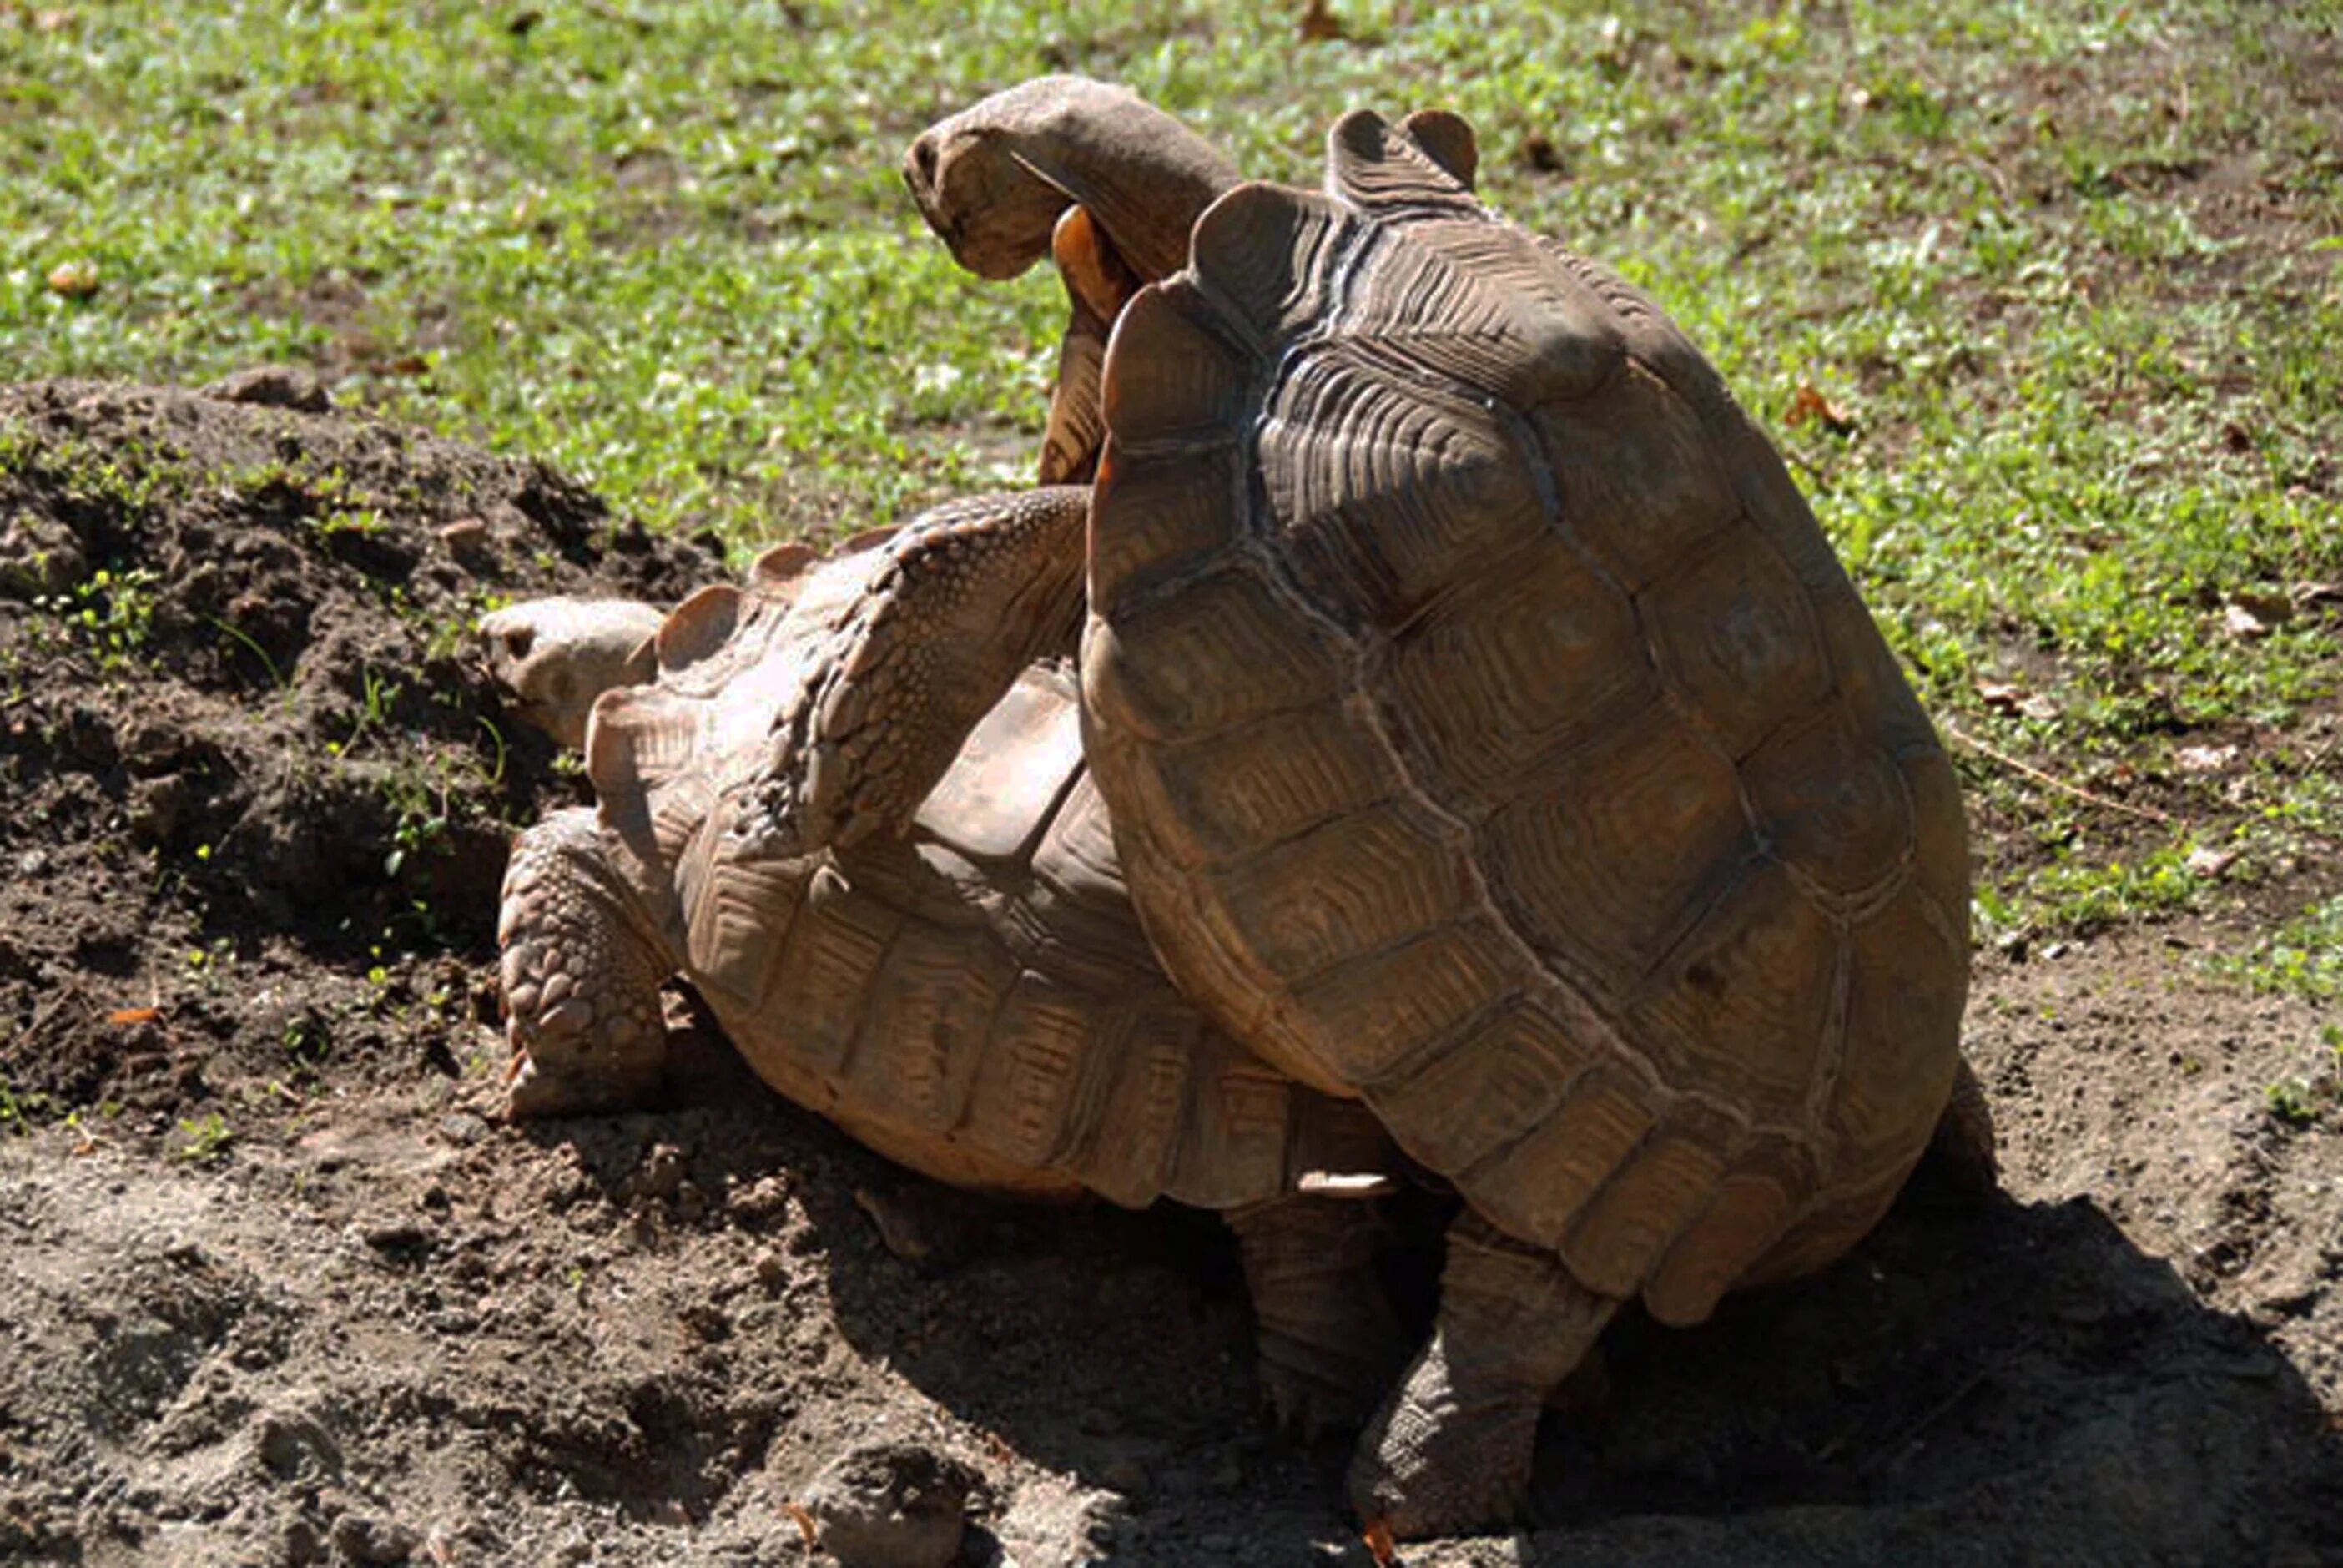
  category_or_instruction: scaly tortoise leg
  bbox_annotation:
[500,807,674,1117]
[1349,1211,1620,1541]
[1226,1196,1409,1439]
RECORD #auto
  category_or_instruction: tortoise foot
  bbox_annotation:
[500,809,671,1118]
[1347,1329,1540,1540]
[1349,1213,1620,1540]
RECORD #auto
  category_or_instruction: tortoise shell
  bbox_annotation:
[580,534,1386,1209]
[1077,109,1969,1324]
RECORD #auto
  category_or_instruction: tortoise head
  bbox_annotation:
[904,75,1241,286]
[481,597,664,752]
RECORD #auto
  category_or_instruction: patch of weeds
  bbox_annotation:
[2265,1024,2343,1133]
[173,1112,236,1163]
[0,1076,53,1134]
[33,566,159,673]
[281,1009,333,1073]
[1981,834,2206,938]
[180,936,237,996]
[2225,896,2343,1001]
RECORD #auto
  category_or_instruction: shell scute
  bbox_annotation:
[1114,706,1396,870]
[1744,711,1916,899]
[1364,996,1592,1175]
[1187,183,1353,347]
[1342,216,1625,408]
[1325,108,1480,214]
[1081,1004,1198,1208]
[1641,525,1834,759]
[1284,916,1519,1084]
[1461,1066,1656,1249]
[1100,283,1255,451]
[1530,362,1739,592]
[1211,801,1469,983]
[1083,562,1343,741]
[1478,721,1751,991]
[1642,1157,1803,1326]
[850,920,1015,1132]
[1260,345,1550,630]
[1624,863,1841,1116]
[1832,894,1967,1174]
[1086,440,1246,607]
[1561,1127,1731,1298]
[1380,542,1655,813]
[964,974,1111,1170]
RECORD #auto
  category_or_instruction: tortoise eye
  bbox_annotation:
[503,628,534,661]
[912,137,939,184]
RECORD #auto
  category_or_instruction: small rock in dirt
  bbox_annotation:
[437,517,492,563]
[282,1517,327,1565]
[129,775,189,844]
[436,1112,490,1147]
[751,1249,789,1293]
[803,1441,981,1568]
[635,1142,688,1202]
[359,1221,431,1257]
[203,366,332,413]
[252,1409,343,1482]
[0,513,87,598]
[330,1513,418,1565]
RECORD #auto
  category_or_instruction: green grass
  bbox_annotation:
[3,0,2340,952]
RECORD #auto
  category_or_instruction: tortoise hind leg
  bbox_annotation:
[1349,1212,1619,1541]
[1227,1196,1408,1439]
[500,808,673,1117]
[1922,1055,1999,1200]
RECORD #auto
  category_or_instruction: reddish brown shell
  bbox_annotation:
[1081,108,1968,1324]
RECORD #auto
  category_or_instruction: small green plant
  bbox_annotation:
[174,1112,236,1163]
[33,566,160,673]
[2227,896,2343,1001]
[2266,1079,2319,1129]
[0,1075,45,1134]
[281,1011,332,1071]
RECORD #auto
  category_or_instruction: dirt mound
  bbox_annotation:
[2,381,2340,1566]
[0,376,718,1121]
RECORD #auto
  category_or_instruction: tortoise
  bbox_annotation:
[482,486,1411,1433]
[799,78,1983,1538]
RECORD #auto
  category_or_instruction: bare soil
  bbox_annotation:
[2,383,2340,1567]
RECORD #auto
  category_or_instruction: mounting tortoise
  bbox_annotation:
[783,78,1987,1538]
[481,488,1422,1435]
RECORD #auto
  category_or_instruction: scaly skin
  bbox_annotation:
[499,807,673,1116]
[1349,1213,1620,1538]
[1228,1196,1410,1438]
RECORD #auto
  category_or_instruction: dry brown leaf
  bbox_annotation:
[1299,0,1344,41]
[2224,601,2275,640]
[1785,382,1857,434]
[107,1006,159,1026]
[45,259,99,299]
[1975,680,2060,722]
[782,1500,817,1548]
[2185,845,2240,879]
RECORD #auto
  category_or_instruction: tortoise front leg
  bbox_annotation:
[1038,206,1139,485]
[1349,1212,1620,1541]
[779,487,1090,851]
[1227,1196,1408,1439]
[500,808,674,1117]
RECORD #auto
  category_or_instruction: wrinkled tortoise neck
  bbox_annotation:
[950,76,1240,283]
